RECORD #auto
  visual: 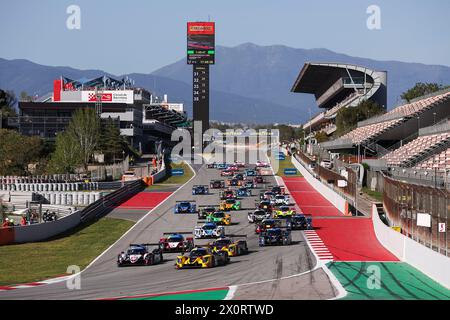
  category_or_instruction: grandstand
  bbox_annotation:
[291,62,387,138]
[320,89,450,158]
[8,76,187,153]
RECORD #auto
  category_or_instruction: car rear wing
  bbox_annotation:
[227,234,247,238]
[176,200,196,203]
[198,205,218,208]
[193,185,208,187]
[130,243,160,247]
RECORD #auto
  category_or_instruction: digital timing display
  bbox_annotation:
[187,22,215,65]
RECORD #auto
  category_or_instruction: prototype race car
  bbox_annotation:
[192,185,209,195]
[269,185,285,195]
[219,198,242,211]
[159,233,194,252]
[274,194,290,206]
[174,200,197,214]
[221,169,234,177]
[255,218,282,234]
[273,205,295,218]
[117,244,163,267]
[244,169,257,177]
[243,179,256,189]
[233,173,244,181]
[226,178,242,187]
[220,189,237,200]
[209,236,248,257]
[216,163,227,170]
[236,187,252,197]
[256,200,273,213]
[260,191,275,201]
[289,214,313,230]
[256,161,270,168]
[248,209,271,223]
[234,161,245,168]
[210,179,226,189]
[194,222,225,239]
[259,228,292,246]
[176,247,230,269]
[254,175,265,184]
[207,162,217,169]
[206,211,231,225]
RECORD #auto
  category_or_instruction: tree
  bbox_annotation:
[65,108,100,170]
[99,117,123,163]
[47,131,82,173]
[401,83,445,102]
[0,129,43,175]
[0,90,18,125]
[314,131,329,143]
[335,100,384,137]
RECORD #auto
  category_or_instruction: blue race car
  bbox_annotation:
[236,187,252,197]
[194,222,225,239]
[245,169,257,177]
[258,228,292,246]
[174,200,197,214]
[288,214,313,230]
[192,185,209,195]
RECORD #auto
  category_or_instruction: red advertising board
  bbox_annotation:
[187,22,215,35]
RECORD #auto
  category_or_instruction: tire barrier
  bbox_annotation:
[0,182,99,192]
[35,192,101,206]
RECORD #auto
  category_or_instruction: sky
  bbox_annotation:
[0,0,449,75]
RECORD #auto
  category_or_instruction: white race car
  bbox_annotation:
[194,222,225,239]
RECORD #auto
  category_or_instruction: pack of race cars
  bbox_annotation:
[117,159,313,269]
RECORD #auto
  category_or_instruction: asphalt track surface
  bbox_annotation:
[0,152,337,300]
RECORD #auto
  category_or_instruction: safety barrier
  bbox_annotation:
[0,174,90,184]
[372,204,450,289]
[0,182,99,192]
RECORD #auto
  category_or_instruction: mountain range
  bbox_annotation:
[1,43,450,123]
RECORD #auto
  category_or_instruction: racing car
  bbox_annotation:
[226,178,242,187]
[192,185,209,195]
[233,173,244,181]
[206,211,231,225]
[216,163,227,170]
[256,200,273,213]
[259,227,292,246]
[274,194,290,206]
[234,161,246,168]
[243,179,256,189]
[174,200,197,214]
[273,205,295,218]
[209,236,248,257]
[256,161,270,168]
[248,209,271,223]
[236,187,252,197]
[221,169,234,177]
[269,185,285,195]
[210,179,226,189]
[194,222,225,239]
[117,244,163,267]
[220,189,237,200]
[288,213,313,230]
[159,232,194,253]
[175,246,230,269]
[219,198,241,211]
[244,169,257,177]
[197,205,218,219]
[260,191,275,201]
[207,162,217,169]
[254,175,265,184]
[255,218,282,234]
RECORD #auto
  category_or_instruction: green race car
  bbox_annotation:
[273,205,295,218]
[219,199,241,211]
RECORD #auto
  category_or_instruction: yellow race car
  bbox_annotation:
[209,237,248,257]
[175,247,230,269]
[273,206,295,218]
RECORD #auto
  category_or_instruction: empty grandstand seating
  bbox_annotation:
[382,133,450,167]
[414,148,450,171]
[386,91,450,118]
[340,119,403,144]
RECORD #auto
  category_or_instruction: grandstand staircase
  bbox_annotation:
[402,137,450,168]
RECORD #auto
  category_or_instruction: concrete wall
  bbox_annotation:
[372,204,450,289]
[13,210,81,243]
[291,155,347,214]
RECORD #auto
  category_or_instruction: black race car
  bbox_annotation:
[210,179,226,189]
[117,244,163,267]
[288,214,313,230]
[192,185,209,195]
[259,228,292,246]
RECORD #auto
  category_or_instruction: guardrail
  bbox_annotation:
[79,179,144,223]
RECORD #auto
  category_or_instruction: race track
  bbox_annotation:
[0,154,336,300]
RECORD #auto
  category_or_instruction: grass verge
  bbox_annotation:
[273,155,302,177]
[146,161,194,190]
[0,217,134,286]
[361,187,383,202]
